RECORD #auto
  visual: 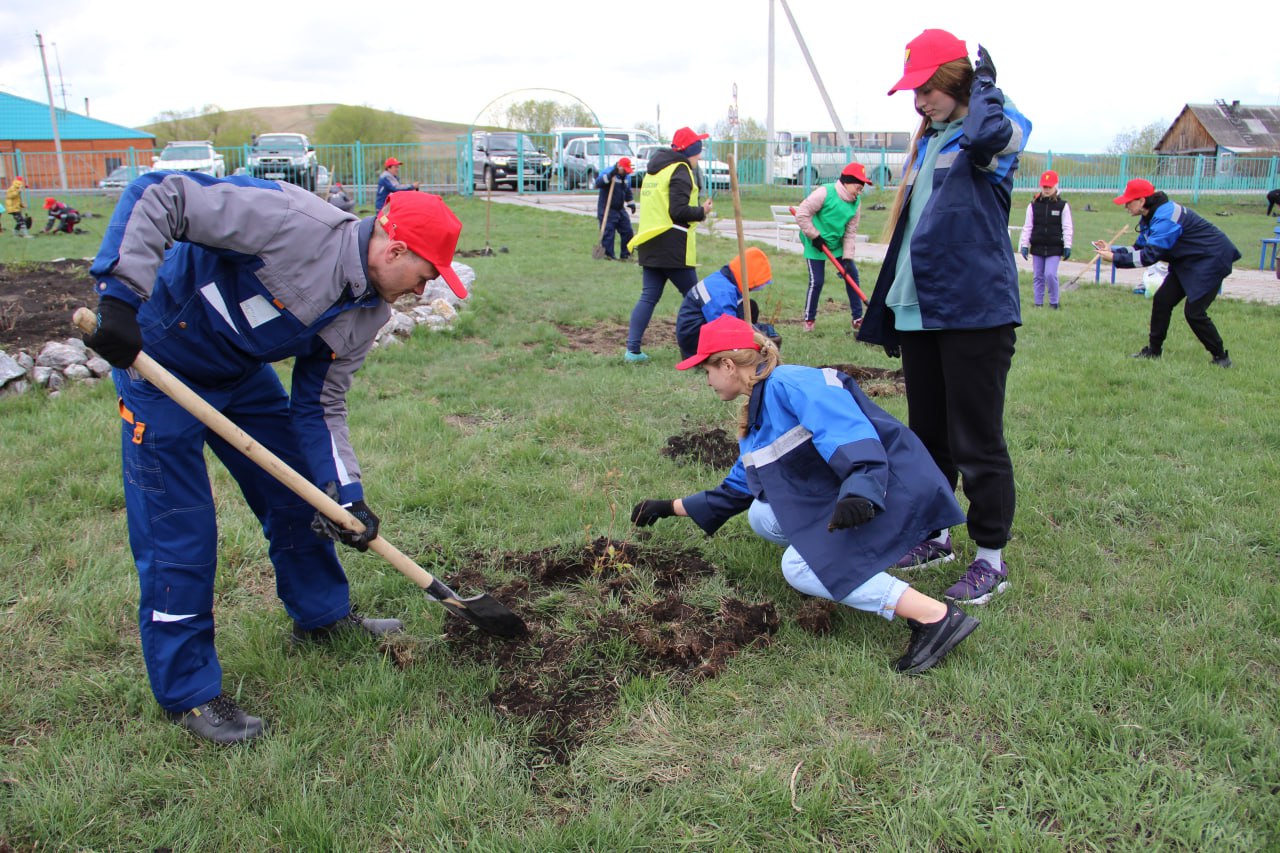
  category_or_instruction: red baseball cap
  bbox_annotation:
[13,176,23,183]
[1114,178,1156,205]
[377,193,467,298]
[676,314,761,371]
[888,29,968,95]
[43,197,57,209]
[384,157,402,168]
[672,127,710,151]
[840,162,873,185]
[1040,170,1059,187]
[617,157,633,174]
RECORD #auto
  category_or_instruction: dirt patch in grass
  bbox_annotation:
[412,537,780,762]
[0,260,96,353]
[821,363,906,397]
[661,425,739,469]
[555,318,677,357]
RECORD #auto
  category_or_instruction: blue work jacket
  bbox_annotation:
[1110,201,1241,301]
[681,366,964,600]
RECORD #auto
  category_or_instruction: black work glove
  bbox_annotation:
[884,343,901,359]
[312,496,380,552]
[974,44,996,84]
[82,296,142,368]
[1063,247,1072,260]
[809,235,827,251]
[631,499,675,527]
[827,496,877,531]
[628,203,636,214]
[1021,246,1029,259]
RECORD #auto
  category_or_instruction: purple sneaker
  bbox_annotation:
[944,558,1009,606]
[893,539,955,571]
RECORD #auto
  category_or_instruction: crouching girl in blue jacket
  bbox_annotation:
[632,315,979,674]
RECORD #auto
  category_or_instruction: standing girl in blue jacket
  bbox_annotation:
[632,315,979,675]
[857,29,1031,606]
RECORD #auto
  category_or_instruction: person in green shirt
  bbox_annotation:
[795,162,870,332]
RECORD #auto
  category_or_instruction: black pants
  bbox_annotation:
[899,325,1017,549]
[1148,268,1226,358]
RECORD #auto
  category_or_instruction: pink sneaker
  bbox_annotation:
[803,320,815,332]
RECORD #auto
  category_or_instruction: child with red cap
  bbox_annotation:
[1097,178,1239,367]
[795,161,871,332]
[5,176,32,237]
[857,28,1032,607]
[42,197,82,234]
[1018,169,1073,309]
[80,172,466,744]
[631,315,979,675]
[593,156,636,260]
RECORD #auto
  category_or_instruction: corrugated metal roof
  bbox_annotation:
[0,91,154,141]
[1160,102,1280,153]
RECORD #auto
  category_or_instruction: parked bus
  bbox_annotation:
[772,130,910,186]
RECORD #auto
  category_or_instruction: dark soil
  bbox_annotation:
[0,260,97,353]
[395,537,780,762]
[821,363,906,397]
[555,318,677,356]
[661,425,740,469]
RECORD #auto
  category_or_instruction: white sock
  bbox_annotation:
[976,547,1003,570]
[928,531,951,546]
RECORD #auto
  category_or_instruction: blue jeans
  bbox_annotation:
[627,266,698,353]
[747,500,907,620]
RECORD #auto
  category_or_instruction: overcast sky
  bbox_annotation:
[2,1,1275,154]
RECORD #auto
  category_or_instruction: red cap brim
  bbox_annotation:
[887,66,938,95]
[436,263,468,299]
[675,352,710,371]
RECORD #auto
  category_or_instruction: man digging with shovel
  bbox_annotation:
[80,172,469,744]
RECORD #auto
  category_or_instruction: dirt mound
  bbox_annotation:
[661,425,739,469]
[555,318,677,356]
[0,260,96,353]
[820,363,906,397]
[422,537,779,761]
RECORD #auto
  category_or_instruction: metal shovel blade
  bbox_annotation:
[425,577,527,638]
[591,244,606,260]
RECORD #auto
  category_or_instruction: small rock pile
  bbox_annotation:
[0,263,475,400]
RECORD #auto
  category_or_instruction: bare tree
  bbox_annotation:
[1106,120,1167,155]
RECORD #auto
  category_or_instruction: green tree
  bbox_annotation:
[1106,119,1167,155]
[314,105,415,146]
[149,104,262,146]
[501,100,596,133]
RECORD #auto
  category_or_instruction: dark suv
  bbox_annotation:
[247,133,319,190]
[473,132,552,192]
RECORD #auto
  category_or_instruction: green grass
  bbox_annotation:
[2,199,1279,850]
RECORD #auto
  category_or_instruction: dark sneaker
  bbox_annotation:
[895,602,979,675]
[1211,351,1232,368]
[291,612,404,645]
[893,539,956,571]
[1131,346,1161,359]
[166,694,266,744]
[944,558,1009,606]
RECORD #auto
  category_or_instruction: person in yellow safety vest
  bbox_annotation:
[623,126,714,363]
[796,161,871,332]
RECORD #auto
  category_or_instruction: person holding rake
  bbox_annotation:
[632,315,979,675]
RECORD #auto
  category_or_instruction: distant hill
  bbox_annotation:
[139,103,482,143]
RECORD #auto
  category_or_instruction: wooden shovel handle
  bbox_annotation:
[73,307,441,593]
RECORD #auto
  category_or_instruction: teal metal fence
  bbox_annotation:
[5,139,1278,205]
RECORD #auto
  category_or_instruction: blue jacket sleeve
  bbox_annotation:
[681,459,753,535]
[1113,210,1181,268]
[701,271,743,323]
[960,78,1031,178]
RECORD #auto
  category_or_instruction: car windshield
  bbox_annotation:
[107,167,131,179]
[487,135,540,154]
[160,145,211,160]
[254,135,306,151]
[586,140,632,156]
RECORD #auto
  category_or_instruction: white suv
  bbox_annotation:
[154,141,226,178]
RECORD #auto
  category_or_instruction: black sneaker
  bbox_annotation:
[166,694,266,744]
[1211,351,1232,368]
[1131,346,1161,359]
[894,602,980,676]
[291,612,404,645]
